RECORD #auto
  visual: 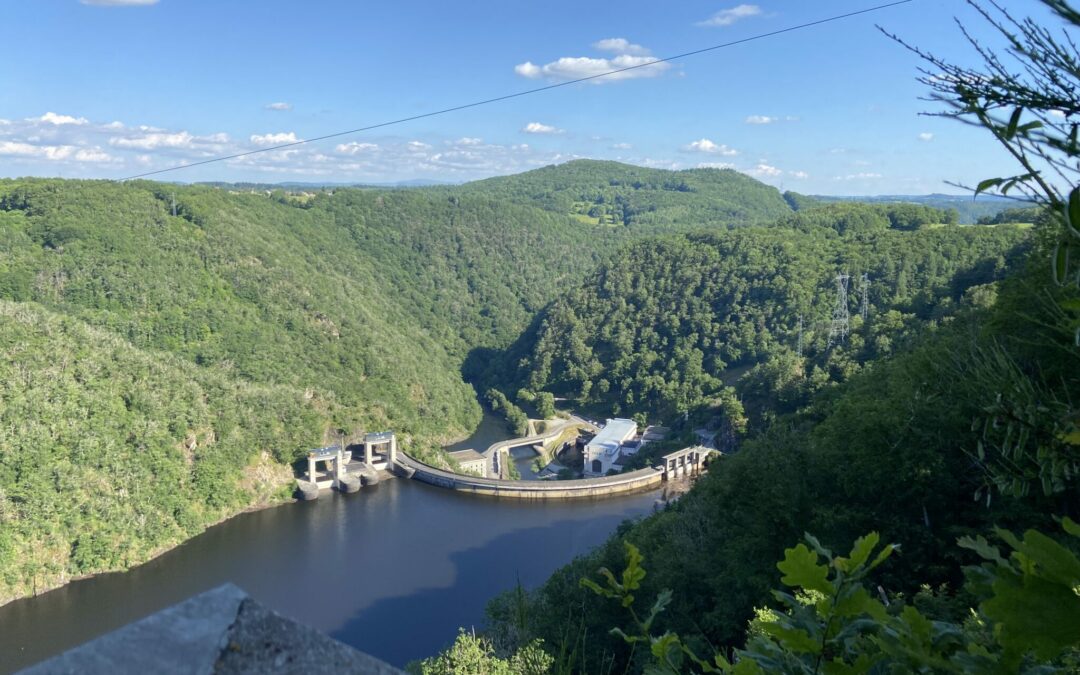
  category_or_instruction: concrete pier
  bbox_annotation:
[296,432,396,499]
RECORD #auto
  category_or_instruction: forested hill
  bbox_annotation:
[458,159,793,229]
[0,163,792,604]
[483,238,1077,674]
[0,164,1032,607]
[486,205,1031,427]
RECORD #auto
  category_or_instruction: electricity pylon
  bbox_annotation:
[827,272,850,348]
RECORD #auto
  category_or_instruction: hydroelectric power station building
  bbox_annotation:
[584,418,638,476]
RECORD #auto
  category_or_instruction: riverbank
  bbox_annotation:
[0,482,298,610]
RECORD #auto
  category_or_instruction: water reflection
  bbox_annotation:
[0,477,654,672]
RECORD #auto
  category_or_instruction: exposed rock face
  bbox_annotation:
[19,584,403,675]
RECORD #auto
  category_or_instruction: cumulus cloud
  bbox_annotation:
[683,138,738,155]
[522,122,563,135]
[108,130,229,152]
[917,132,934,141]
[697,4,762,27]
[1049,109,1066,119]
[514,55,668,82]
[80,0,159,5]
[265,102,292,111]
[0,109,660,182]
[39,112,88,126]
[745,115,776,125]
[592,38,650,56]
[336,142,378,155]
[250,132,299,146]
[111,131,196,149]
[789,170,809,179]
[835,172,883,180]
[746,163,782,178]
[514,38,669,84]
[0,141,116,163]
[611,142,632,150]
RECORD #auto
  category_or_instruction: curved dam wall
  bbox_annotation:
[396,453,663,499]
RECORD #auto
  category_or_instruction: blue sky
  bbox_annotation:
[0,0,1062,194]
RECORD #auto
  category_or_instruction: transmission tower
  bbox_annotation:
[796,314,804,357]
[859,273,870,320]
[827,272,850,348]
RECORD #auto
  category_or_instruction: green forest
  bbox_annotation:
[0,159,841,604]
[0,165,1050,611]
[2,8,1079,675]
[414,2,1080,672]
[486,208,1029,428]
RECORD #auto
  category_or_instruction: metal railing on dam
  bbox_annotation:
[395,452,666,499]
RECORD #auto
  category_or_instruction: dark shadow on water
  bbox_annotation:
[329,514,630,667]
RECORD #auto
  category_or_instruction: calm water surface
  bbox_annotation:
[0,414,654,672]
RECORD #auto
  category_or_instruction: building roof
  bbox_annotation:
[587,418,638,458]
[449,449,485,463]
[309,445,340,460]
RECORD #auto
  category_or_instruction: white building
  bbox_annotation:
[449,449,488,478]
[584,418,638,476]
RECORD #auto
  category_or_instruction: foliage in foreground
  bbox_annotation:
[586,522,1080,674]
[409,629,552,675]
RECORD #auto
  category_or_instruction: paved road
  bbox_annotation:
[482,417,598,459]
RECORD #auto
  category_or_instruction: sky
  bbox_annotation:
[0,0,1065,194]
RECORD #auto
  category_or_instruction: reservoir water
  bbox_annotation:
[0,412,655,672]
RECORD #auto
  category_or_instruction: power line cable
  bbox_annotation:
[120,0,914,181]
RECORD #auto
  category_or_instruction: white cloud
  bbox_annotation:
[0,141,72,159]
[514,62,543,78]
[336,142,378,155]
[835,172,883,180]
[697,4,762,27]
[454,137,483,145]
[789,170,809,179]
[111,131,195,150]
[73,147,117,162]
[1049,109,1066,119]
[745,115,776,124]
[80,0,158,5]
[592,38,650,56]
[0,141,115,163]
[39,112,88,126]
[250,132,299,146]
[746,163,782,178]
[514,46,669,83]
[407,141,432,151]
[639,158,683,170]
[265,102,292,111]
[611,142,632,150]
[522,122,563,135]
[683,138,738,155]
[917,132,934,141]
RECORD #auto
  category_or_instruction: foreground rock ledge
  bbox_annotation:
[19,584,403,675]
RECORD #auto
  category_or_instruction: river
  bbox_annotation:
[0,413,654,672]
